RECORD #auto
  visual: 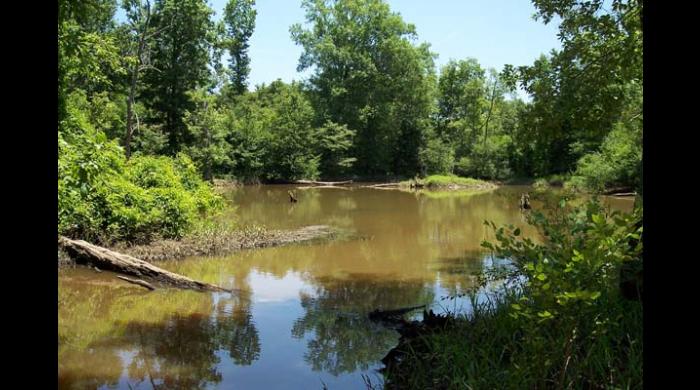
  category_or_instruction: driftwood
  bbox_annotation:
[58,236,230,292]
[116,275,156,291]
[294,179,353,186]
[296,185,350,190]
[369,304,426,322]
[520,193,531,210]
[372,308,455,371]
[609,192,636,197]
[603,186,635,196]
[365,183,400,188]
[288,190,298,202]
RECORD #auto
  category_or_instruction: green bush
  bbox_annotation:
[59,92,222,243]
[532,178,550,191]
[419,137,455,175]
[567,119,642,193]
[386,199,643,388]
[454,136,513,180]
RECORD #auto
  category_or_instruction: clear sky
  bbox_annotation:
[119,1,562,96]
[209,0,562,97]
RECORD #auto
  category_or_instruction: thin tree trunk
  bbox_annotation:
[482,77,498,147]
[125,1,151,159]
[126,67,139,159]
[203,100,212,182]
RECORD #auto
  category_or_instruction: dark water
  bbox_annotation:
[58,185,633,389]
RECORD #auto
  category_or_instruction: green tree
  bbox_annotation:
[183,90,232,181]
[59,0,124,123]
[502,0,642,178]
[142,0,215,155]
[121,0,166,158]
[291,0,437,176]
[221,0,257,96]
[436,59,486,156]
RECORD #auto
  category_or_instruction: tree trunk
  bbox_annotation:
[125,68,139,159]
[125,2,151,159]
[58,236,230,292]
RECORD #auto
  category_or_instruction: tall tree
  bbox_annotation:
[183,90,231,181]
[291,0,436,176]
[502,0,642,176]
[121,0,166,158]
[142,0,215,155]
[436,59,487,156]
[59,0,123,123]
[221,0,257,96]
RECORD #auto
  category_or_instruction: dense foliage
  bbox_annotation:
[385,198,643,388]
[59,93,222,243]
[59,0,643,243]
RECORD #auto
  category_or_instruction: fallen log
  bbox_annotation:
[609,192,636,197]
[296,185,350,190]
[365,183,401,188]
[369,304,426,322]
[58,236,230,292]
[294,179,353,186]
[116,275,156,291]
[603,186,634,195]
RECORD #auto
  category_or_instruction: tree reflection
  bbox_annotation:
[291,275,434,375]
[58,278,260,389]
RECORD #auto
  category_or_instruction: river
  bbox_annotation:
[58,185,633,389]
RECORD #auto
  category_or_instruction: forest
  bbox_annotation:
[58,1,643,388]
[59,0,642,244]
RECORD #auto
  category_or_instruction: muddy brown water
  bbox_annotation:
[58,185,633,389]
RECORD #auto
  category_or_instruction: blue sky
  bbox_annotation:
[211,0,562,98]
[118,1,562,97]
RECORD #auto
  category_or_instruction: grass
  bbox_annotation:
[384,290,643,390]
[383,199,643,389]
[400,174,494,189]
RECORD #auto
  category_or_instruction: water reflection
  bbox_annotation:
[58,185,634,389]
[58,273,258,389]
[291,275,435,375]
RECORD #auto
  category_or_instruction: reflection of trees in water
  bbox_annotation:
[291,275,434,375]
[215,301,261,365]
[58,278,260,389]
[122,305,261,390]
[58,347,123,389]
[124,314,223,389]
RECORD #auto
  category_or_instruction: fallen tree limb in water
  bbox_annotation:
[116,275,156,291]
[296,185,350,190]
[364,183,400,188]
[58,236,230,292]
[369,308,455,372]
[603,187,635,196]
[294,179,353,186]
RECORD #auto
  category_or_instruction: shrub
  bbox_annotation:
[58,92,223,243]
[386,199,643,388]
[532,178,550,191]
[567,119,642,193]
[419,137,455,175]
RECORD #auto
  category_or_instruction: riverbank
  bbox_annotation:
[400,175,497,190]
[379,198,643,389]
[59,225,337,267]
[381,293,642,389]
